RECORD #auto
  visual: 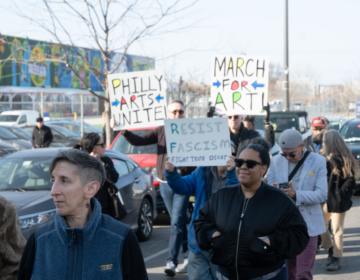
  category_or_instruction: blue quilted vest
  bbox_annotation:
[31,198,130,280]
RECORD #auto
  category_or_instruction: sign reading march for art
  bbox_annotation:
[211,55,269,116]
[164,118,231,167]
[108,70,167,130]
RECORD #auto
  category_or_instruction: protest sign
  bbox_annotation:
[164,117,231,167]
[211,55,269,116]
[108,70,167,130]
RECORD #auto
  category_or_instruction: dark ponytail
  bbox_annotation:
[73,133,101,154]
[239,137,271,169]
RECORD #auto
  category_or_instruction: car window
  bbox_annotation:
[112,159,129,177]
[126,161,136,172]
[0,157,53,191]
[23,126,34,134]
[340,125,360,142]
[0,127,18,139]
[299,116,307,132]
[49,126,78,137]
[271,116,298,132]
[8,127,32,139]
[329,121,340,131]
[0,115,19,122]
[19,115,27,124]
[111,129,158,154]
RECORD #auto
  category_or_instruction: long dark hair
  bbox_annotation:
[73,133,101,154]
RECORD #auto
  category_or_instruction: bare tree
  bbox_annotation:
[6,0,199,145]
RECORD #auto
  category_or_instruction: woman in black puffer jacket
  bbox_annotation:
[74,133,119,218]
[320,130,357,271]
[193,139,309,280]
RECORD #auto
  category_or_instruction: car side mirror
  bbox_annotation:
[300,127,305,133]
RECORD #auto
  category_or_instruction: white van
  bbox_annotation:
[0,110,40,127]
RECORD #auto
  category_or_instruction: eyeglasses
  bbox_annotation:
[228,115,239,120]
[170,110,184,115]
[235,158,263,169]
[281,152,296,158]
[95,143,105,148]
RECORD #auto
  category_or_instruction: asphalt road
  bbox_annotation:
[140,195,360,280]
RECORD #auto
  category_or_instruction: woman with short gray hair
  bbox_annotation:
[17,149,148,280]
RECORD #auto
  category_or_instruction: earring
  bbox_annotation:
[86,201,90,208]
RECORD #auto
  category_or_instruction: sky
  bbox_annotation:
[1,0,359,85]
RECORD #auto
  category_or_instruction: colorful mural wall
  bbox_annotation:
[0,35,155,90]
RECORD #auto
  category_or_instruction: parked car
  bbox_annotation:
[339,119,360,192]
[0,140,18,157]
[328,117,347,131]
[23,125,81,147]
[0,148,157,241]
[45,120,102,137]
[0,127,32,150]
[254,111,312,146]
[0,105,11,114]
[1,126,65,148]
[109,127,194,223]
[0,110,39,127]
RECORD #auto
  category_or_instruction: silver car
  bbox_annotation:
[0,148,157,241]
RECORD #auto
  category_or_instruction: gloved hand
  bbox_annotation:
[263,103,270,124]
[207,106,215,118]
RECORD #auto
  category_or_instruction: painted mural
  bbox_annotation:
[0,35,155,90]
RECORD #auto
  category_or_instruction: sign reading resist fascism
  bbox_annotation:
[108,70,167,130]
[164,118,231,167]
[211,55,269,116]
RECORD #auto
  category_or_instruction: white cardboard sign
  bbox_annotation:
[164,117,231,167]
[211,55,269,116]
[107,70,167,130]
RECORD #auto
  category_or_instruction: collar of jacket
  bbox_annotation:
[237,182,265,200]
[55,197,102,247]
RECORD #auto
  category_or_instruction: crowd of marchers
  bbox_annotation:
[0,102,357,280]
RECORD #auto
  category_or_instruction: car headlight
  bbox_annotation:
[144,167,159,180]
[19,210,56,230]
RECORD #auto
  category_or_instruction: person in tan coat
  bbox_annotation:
[0,196,26,280]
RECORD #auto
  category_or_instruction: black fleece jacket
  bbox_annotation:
[193,182,309,280]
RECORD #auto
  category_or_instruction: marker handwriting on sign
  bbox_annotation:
[170,121,222,135]
[112,75,163,95]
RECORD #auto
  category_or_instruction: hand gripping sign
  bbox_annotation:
[108,70,167,130]
[164,117,232,167]
[211,55,269,116]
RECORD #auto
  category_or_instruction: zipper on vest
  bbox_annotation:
[72,231,77,280]
[235,198,250,280]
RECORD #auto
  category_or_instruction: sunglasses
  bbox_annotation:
[95,143,105,148]
[170,110,184,115]
[235,158,263,169]
[228,115,239,120]
[281,152,296,158]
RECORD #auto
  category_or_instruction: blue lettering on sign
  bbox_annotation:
[170,142,176,153]
[209,155,228,161]
[171,124,179,134]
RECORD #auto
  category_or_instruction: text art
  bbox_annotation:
[211,55,269,116]
[164,118,231,166]
[108,70,167,130]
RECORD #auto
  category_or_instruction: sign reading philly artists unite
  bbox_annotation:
[108,70,167,130]
[211,55,269,116]
[164,118,232,167]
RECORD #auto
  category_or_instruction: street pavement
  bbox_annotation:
[139,195,360,280]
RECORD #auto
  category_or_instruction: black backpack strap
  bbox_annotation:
[288,151,311,182]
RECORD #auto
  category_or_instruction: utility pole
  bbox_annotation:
[283,0,290,111]
[81,94,84,137]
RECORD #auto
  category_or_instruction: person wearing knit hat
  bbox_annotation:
[268,129,328,280]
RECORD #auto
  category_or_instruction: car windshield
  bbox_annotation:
[271,116,299,132]
[7,127,32,139]
[0,127,18,139]
[0,157,53,191]
[329,121,340,131]
[83,123,102,133]
[112,129,157,154]
[0,115,19,122]
[50,126,78,137]
[340,124,360,142]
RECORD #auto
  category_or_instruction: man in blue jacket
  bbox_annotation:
[164,146,238,280]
